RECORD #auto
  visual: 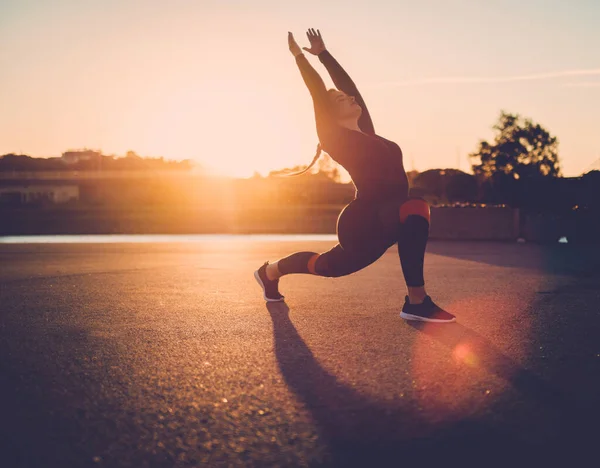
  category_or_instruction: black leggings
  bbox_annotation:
[277,197,430,287]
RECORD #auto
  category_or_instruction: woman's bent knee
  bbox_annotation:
[400,198,430,223]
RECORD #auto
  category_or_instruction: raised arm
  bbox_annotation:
[304,29,375,135]
[318,51,375,135]
[288,32,339,146]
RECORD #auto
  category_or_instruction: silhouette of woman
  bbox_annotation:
[255,29,455,323]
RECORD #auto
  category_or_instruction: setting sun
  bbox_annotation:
[138,77,316,178]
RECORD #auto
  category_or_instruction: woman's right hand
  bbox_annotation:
[288,32,303,57]
[303,28,326,55]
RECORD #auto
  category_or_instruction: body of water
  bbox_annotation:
[0,234,339,244]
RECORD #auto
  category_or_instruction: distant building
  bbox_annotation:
[61,150,101,165]
[0,185,79,204]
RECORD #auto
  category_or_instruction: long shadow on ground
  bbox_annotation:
[267,302,594,467]
[426,242,600,277]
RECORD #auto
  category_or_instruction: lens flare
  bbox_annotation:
[407,292,536,425]
[452,342,479,367]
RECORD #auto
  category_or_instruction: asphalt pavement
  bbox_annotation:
[1,240,599,467]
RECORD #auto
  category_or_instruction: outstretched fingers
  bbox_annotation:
[302,28,326,55]
[306,28,321,39]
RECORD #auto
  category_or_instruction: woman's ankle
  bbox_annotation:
[266,262,282,281]
[407,286,427,304]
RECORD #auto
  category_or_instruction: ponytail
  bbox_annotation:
[285,143,323,177]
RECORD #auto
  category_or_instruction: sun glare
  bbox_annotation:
[141,78,309,179]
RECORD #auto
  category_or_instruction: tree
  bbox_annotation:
[411,169,478,204]
[412,169,445,200]
[445,170,478,203]
[470,111,561,180]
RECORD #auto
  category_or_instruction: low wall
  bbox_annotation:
[1,205,520,240]
[0,206,341,235]
[429,206,518,241]
[522,210,600,243]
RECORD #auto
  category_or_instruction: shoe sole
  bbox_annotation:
[400,311,456,323]
[254,270,285,302]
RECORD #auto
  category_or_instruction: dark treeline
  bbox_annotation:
[409,168,600,211]
[0,150,193,172]
[2,154,599,214]
[2,157,598,213]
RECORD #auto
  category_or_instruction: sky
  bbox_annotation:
[1,0,599,178]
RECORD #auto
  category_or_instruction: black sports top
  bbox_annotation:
[295,50,409,203]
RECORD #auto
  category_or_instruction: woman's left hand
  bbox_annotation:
[288,32,303,57]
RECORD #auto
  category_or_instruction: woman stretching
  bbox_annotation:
[254,29,455,323]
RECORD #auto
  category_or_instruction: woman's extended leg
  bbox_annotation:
[254,200,394,301]
[255,241,391,302]
[397,198,455,322]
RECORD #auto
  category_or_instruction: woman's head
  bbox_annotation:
[327,89,362,121]
[285,90,361,177]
